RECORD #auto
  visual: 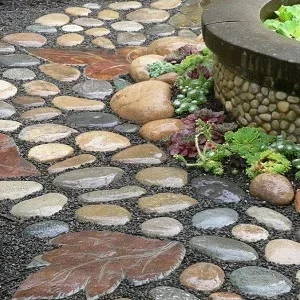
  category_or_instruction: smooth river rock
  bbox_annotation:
[149,286,200,300]
[231,224,269,242]
[72,80,113,99]
[23,220,69,238]
[0,181,43,200]
[52,96,105,111]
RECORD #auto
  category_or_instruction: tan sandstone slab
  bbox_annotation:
[52,96,105,111]
[126,8,170,23]
[231,224,269,242]
[48,154,96,174]
[65,7,92,16]
[154,72,179,85]
[0,181,43,200]
[57,33,84,46]
[138,192,197,213]
[35,13,70,26]
[23,80,60,97]
[28,143,74,163]
[85,27,110,37]
[110,80,173,124]
[111,144,167,164]
[39,64,80,82]
[0,120,21,132]
[97,9,120,20]
[13,96,45,107]
[2,33,47,47]
[20,107,61,121]
[75,204,131,225]
[62,24,84,32]
[0,80,17,100]
[92,37,115,49]
[108,1,142,10]
[139,118,184,141]
[208,292,244,300]
[76,131,131,152]
[151,0,182,9]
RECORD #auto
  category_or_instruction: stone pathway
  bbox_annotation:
[0,1,299,300]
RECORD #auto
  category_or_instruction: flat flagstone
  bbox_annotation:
[65,7,92,16]
[169,12,201,29]
[192,208,239,230]
[0,102,16,118]
[3,68,36,81]
[23,220,69,238]
[231,224,269,242]
[79,185,147,203]
[72,80,113,99]
[28,143,74,163]
[136,167,188,188]
[141,217,183,237]
[53,167,124,189]
[2,33,47,47]
[151,0,182,9]
[180,263,225,292]
[39,64,80,82]
[111,21,144,32]
[23,80,60,97]
[19,124,78,143]
[83,2,101,9]
[73,17,104,27]
[56,33,84,46]
[0,42,15,53]
[0,54,40,67]
[111,144,167,164]
[117,32,146,46]
[178,29,198,39]
[190,236,258,262]
[0,120,21,132]
[61,24,84,32]
[149,286,200,300]
[52,96,105,111]
[0,133,40,178]
[114,123,139,133]
[230,267,292,297]
[138,193,197,213]
[13,96,45,107]
[126,8,170,23]
[108,1,142,10]
[26,24,57,34]
[76,131,131,152]
[246,206,292,231]
[66,112,121,129]
[92,37,115,49]
[148,24,175,36]
[75,204,131,225]
[35,13,70,26]
[11,193,68,218]
[85,27,110,36]
[0,80,17,100]
[0,181,43,200]
[97,10,120,20]
[48,154,96,174]
[20,107,62,121]
[208,292,243,300]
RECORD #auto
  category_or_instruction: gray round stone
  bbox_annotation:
[66,112,121,129]
[149,286,200,300]
[73,17,104,27]
[114,123,140,133]
[72,80,113,99]
[111,21,144,32]
[26,24,57,33]
[117,32,146,46]
[0,54,40,67]
[230,266,292,298]
[0,42,15,54]
[148,24,175,36]
[113,78,131,91]
[0,102,16,118]
[23,220,69,238]
[192,208,239,229]
[3,68,36,81]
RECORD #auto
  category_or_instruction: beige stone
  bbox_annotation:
[208,292,243,300]
[155,72,178,85]
[35,13,70,26]
[0,80,17,100]
[76,131,131,152]
[39,64,80,82]
[295,189,300,213]
[231,224,269,242]
[57,33,84,46]
[2,33,47,47]
[20,107,61,121]
[108,1,142,10]
[110,80,173,124]
[52,96,105,111]
[23,80,60,97]
[151,0,181,9]
[97,9,119,20]
[85,27,110,37]
[0,120,21,132]
[126,8,170,23]
[139,118,183,141]
[65,7,91,16]
[92,37,115,49]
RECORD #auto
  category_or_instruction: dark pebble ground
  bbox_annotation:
[0,1,300,300]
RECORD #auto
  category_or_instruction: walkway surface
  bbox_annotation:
[0,1,299,300]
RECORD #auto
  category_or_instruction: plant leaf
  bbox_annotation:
[13,231,185,300]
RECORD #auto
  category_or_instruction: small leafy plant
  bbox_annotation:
[148,61,176,78]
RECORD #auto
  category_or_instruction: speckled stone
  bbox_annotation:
[23,80,60,97]
[0,120,21,132]
[111,144,167,164]
[138,193,197,213]
[20,107,61,121]
[141,217,183,237]
[52,96,105,111]
[190,236,258,262]
[2,32,47,47]
[230,267,292,297]
[79,185,146,203]
[72,80,113,99]
[83,2,101,9]
[62,24,84,32]
[149,286,200,300]
[108,1,142,10]
[0,181,43,200]
[208,292,243,300]
[85,27,110,37]
[13,96,45,107]
[92,37,115,49]
[0,80,17,100]
[111,21,144,32]
[0,54,40,67]
[192,208,239,230]
[48,154,96,174]
[151,0,181,9]
[246,206,292,231]
[126,8,170,23]
[23,220,69,238]
[73,17,104,27]
[3,68,36,81]
[97,9,119,20]
[11,193,68,218]
[28,143,74,163]
[0,102,16,118]
[114,123,139,133]
[19,124,77,143]
[53,167,124,189]
[26,24,57,34]
[117,32,146,46]
[0,42,15,53]
[35,13,70,26]
[76,131,131,152]
[56,33,84,46]
[136,167,188,188]
[148,24,175,36]
[39,64,80,82]
[231,224,269,242]
[180,263,225,292]
[65,7,92,16]
[75,204,131,225]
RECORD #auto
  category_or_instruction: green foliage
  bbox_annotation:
[148,61,176,78]
[264,135,300,158]
[246,149,291,178]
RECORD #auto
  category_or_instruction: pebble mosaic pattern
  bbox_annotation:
[0,1,299,300]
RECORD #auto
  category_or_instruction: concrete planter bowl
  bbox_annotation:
[202,0,300,142]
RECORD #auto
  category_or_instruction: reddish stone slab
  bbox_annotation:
[13,231,185,299]
[0,133,40,178]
